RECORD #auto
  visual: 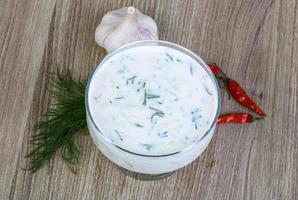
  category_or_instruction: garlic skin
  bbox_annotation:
[95,7,158,52]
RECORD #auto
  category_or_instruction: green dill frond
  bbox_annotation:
[26,69,87,173]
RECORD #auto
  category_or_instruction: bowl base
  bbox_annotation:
[118,167,175,181]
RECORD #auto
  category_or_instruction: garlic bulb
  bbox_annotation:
[95,7,158,52]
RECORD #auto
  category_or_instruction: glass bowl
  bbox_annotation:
[85,40,221,179]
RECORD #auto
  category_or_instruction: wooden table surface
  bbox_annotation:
[1,0,297,199]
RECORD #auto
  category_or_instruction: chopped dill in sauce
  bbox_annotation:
[165,52,174,61]
[176,58,182,63]
[147,94,160,99]
[150,107,165,123]
[143,89,147,105]
[135,123,143,127]
[114,129,123,141]
[189,65,194,75]
[158,131,168,138]
[126,75,137,85]
[142,144,153,151]
[204,85,213,95]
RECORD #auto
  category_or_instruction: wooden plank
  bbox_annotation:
[0,0,297,199]
[0,0,56,199]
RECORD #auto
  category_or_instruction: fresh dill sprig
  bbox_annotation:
[25,69,87,173]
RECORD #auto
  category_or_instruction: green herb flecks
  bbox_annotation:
[135,123,144,128]
[114,130,123,141]
[149,107,163,113]
[149,107,165,123]
[191,108,206,130]
[26,69,87,174]
[143,89,147,105]
[158,131,168,138]
[126,75,137,85]
[141,81,161,106]
[142,144,153,151]
[204,85,213,95]
[189,65,194,75]
[147,94,160,99]
[176,58,182,63]
[165,52,174,61]
[150,112,165,122]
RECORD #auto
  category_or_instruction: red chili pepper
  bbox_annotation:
[217,113,265,125]
[208,63,221,75]
[227,79,266,116]
[208,63,266,116]
[208,63,227,80]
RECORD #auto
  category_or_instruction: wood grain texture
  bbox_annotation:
[0,0,297,199]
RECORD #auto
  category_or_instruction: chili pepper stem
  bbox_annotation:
[209,63,231,98]
[218,76,232,99]
[251,116,266,122]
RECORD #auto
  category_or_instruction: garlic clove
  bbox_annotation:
[95,7,158,52]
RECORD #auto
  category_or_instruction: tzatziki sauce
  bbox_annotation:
[86,41,219,174]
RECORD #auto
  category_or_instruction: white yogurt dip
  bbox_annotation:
[86,41,220,174]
